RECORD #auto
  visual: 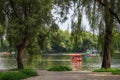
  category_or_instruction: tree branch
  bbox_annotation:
[9,0,18,18]
[97,0,120,23]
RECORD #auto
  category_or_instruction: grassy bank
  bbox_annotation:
[0,69,38,80]
[94,68,120,75]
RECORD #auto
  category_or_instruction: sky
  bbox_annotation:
[54,11,90,32]
[52,5,91,33]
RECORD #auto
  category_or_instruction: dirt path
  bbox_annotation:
[24,70,120,80]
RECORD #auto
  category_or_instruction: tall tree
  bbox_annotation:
[101,0,115,68]
[1,0,54,69]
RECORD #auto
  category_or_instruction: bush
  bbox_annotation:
[0,72,26,80]
[0,69,38,80]
[19,69,38,77]
[48,66,72,71]
[93,68,120,75]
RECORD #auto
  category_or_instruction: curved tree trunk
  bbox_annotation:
[16,35,29,69]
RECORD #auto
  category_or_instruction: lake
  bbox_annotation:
[0,53,120,70]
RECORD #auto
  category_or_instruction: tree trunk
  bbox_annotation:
[102,0,114,69]
[16,35,29,69]
[102,25,113,69]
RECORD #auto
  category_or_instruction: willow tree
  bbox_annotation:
[71,11,83,52]
[100,0,114,68]
[83,0,114,69]
[0,0,54,69]
[83,0,118,69]
[54,0,120,69]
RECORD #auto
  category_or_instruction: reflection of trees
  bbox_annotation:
[39,55,71,69]
[0,55,17,69]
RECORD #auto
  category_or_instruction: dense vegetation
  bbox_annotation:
[0,29,98,53]
[42,29,98,53]
[0,0,120,70]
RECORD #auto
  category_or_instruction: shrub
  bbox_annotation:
[19,69,38,77]
[0,69,38,80]
[0,72,26,80]
[48,66,72,71]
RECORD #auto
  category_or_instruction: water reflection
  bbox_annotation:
[0,53,120,70]
[0,55,17,70]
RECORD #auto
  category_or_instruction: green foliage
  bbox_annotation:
[111,29,120,55]
[26,54,41,69]
[54,0,120,69]
[112,70,120,75]
[19,69,38,77]
[0,69,38,80]
[94,68,120,75]
[0,0,55,69]
[0,25,5,37]
[0,72,26,80]
[94,68,115,72]
[71,30,98,52]
[6,0,54,48]
[1,0,120,70]
[37,28,98,53]
[50,29,73,53]
[47,66,72,71]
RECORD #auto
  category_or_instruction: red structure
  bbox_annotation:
[70,54,82,70]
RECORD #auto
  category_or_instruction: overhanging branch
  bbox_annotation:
[97,0,120,23]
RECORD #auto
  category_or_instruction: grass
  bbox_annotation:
[0,69,38,80]
[19,69,38,77]
[47,66,72,71]
[93,68,120,75]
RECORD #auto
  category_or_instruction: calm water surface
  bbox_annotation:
[0,53,120,70]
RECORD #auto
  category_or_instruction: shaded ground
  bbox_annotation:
[24,70,120,80]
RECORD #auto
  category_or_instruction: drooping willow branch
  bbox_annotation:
[97,0,120,24]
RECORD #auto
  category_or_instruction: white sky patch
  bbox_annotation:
[51,6,72,32]
[58,13,90,32]
[52,6,90,32]
[81,13,90,31]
